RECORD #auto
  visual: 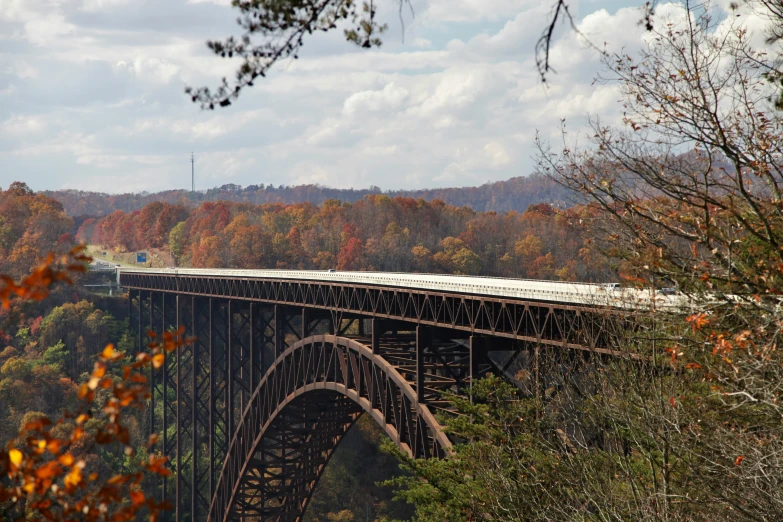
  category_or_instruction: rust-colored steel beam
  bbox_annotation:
[208,334,451,522]
[119,273,619,353]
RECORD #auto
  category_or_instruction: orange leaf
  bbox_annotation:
[99,344,122,362]
[130,490,145,506]
[46,439,62,454]
[34,461,61,479]
[58,453,74,466]
[92,363,106,379]
[735,455,745,466]
[108,474,130,485]
[9,449,23,468]
[64,465,82,488]
[152,353,165,369]
[686,312,709,332]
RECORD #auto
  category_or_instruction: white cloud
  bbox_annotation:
[0,0,41,22]
[422,0,539,23]
[81,0,132,12]
[24,13,75,46]
[0,115,47,137]
[343,82,410,115]
[0,0,775,194]
[305,119,345,147]
[116,58,181,84]
[483,142,511,167]
[418,69,486,115]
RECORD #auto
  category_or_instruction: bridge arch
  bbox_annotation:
[208,334,452,522]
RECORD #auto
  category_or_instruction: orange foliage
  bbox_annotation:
[0,249,193,521]
[82,196,614,283]
[0,246,91,310]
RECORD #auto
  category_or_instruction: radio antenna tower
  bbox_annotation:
[191,152,195,192]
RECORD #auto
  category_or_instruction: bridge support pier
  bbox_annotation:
[134,298,339,522]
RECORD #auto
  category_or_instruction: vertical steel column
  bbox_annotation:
[160,293,167,512]
[161,293,179,522]
[274,304,283,358]
[469,336,481,403]
[128,289,134,334]
[250,303,256,393]
[138,290,144,354]
[252,303,271,379]
[223,301,229,460]
[302,307,310,338]
[175,295,181,522]
[371,318,380,354]
[208,299,229,519]
[174,293,196,522]
[208,298,214,511]
[146,292,166,503]
[415,326,429,404]
[227,301,252,443]
[239,302,246,425]
[534,344,541,418]
[362,317,368,336]
[259,306,276,375]
[191,295,197,522]
[149,292,155,439]
[227,300,234,442]
[136,291,149,435]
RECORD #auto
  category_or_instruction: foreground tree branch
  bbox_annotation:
[186,0,624,108]
[186,0,395,109]
[0,250,194,521]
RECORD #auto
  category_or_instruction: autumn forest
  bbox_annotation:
[76,196,611,281]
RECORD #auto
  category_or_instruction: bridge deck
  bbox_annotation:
[117,267,620,306]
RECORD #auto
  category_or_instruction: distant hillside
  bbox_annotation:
[45,174,576,217]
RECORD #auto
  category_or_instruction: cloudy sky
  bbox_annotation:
[0,0,753,193]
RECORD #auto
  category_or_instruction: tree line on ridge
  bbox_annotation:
[76,196,615,282]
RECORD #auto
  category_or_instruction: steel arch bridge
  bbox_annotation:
[119,268,622,522]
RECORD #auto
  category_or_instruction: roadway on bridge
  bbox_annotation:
[117,267,639,307]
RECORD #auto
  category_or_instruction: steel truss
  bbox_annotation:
[209,334,451,522]
[124,278,618,522]
[234,392,362,520]
[136,292,344,522]
[120,272,620,353]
